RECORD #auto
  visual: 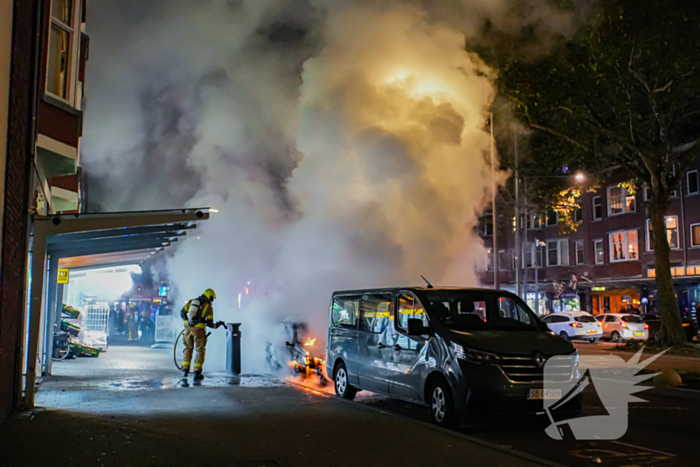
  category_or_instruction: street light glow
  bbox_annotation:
[574,172,586,182]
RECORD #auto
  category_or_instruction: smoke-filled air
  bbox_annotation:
[82,0,579,372]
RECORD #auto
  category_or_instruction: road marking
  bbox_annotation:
[610,441,677,457]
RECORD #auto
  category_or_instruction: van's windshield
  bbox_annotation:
[422,290,545,332]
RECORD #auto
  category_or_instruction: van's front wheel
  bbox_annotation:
[334,362,357,400]
[429,379,457,428]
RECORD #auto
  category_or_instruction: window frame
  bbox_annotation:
[646,216,680,251]
[498,250,508,271]
[46,0,82,106]
[691,223,700,248]
[479,213,493,237]
[607,185,636,216]
[396,291,429,333]
[574,199,583,223]
[330,294,362,329]
[575,240,585,265]
[594,239,604,265]
[546,208,559,226]
[609,229,640,263]
[358,293,393,334]
[592,196,602,221]
[688,170,699,196]
[547,238,569,267]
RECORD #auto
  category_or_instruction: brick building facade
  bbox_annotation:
[1,0,89,421]
[479,164,700,320]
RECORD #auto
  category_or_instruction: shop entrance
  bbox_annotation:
[591,288,640,314]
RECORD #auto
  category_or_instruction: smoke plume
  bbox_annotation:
[83,0,582,372]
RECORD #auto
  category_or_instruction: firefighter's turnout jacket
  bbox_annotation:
[181,296,215,328]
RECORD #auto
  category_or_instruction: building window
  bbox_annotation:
[478,214,493,236]
[594,239,604,265]
[592,196,602,220]
[643,186,651,202]
[574,200,583,223]
[691,224,700,247]
[670,165,678,197]
[607,185,636,216]
[647,217,679,250]
[546,208,558,226]
[688,171,699,195]
[575,240,584,265]
[47,0,80,102]
[609,230,639,262]
[547,239,569,266]
[528,214,542,230]
[499,250,509,271]
[525,243,544,268]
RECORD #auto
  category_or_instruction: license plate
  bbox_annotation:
[587,330,597,334]
[634,332,644,336]
[528,389,561,400]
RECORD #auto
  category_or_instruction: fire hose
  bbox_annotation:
[173,322,227,370]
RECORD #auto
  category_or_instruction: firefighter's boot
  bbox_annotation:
[182,369,189,378]
[194,371,204,381]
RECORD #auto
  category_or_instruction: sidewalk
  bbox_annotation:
[575,342,700,373]
[1,346,546,467]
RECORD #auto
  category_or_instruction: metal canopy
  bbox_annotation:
[48,221,194,269]
[24,208,212,408]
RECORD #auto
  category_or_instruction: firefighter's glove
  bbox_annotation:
[216,321,225,329]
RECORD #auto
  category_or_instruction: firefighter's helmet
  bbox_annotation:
[203,288,217,302]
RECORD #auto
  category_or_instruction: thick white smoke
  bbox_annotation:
[82,0,582,373]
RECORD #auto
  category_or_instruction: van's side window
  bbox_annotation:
[397,293,429,331]
[331,295,361,328]
[359,294,393,334]
[497,297,532,325]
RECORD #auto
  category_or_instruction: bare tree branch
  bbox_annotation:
[673,136,700,153]
[528,121,593,152]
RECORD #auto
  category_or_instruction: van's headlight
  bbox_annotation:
[452,343,499,364]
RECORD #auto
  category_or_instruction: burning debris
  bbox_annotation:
[284,322,328,386]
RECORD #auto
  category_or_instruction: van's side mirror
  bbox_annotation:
[408,318,429,336]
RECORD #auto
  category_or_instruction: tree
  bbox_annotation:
[481,0,700,346]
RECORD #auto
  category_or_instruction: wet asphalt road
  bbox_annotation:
[336,366,700,467]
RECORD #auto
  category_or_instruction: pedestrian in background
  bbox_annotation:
[126,307,138,341]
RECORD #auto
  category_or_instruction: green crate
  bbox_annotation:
[62,305,81,320]
[68,341,100,357]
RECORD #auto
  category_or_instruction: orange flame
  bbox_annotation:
[303,337,317,347]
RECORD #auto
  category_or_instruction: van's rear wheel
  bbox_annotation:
[334,362,357,400]
[429,378,457,428]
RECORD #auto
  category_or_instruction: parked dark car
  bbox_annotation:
[642,313,699,342]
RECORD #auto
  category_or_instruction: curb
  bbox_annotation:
[282,378,564,467]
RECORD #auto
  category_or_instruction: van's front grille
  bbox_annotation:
[497,354,574,383]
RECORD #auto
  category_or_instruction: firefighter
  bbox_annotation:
[180,288,222,380]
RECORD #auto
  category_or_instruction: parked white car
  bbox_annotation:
[542,312,603,343]
[595,313,649,342]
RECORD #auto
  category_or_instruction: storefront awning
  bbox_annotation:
[24,208,213,408]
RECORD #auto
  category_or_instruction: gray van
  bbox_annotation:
[326,287,579,426]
